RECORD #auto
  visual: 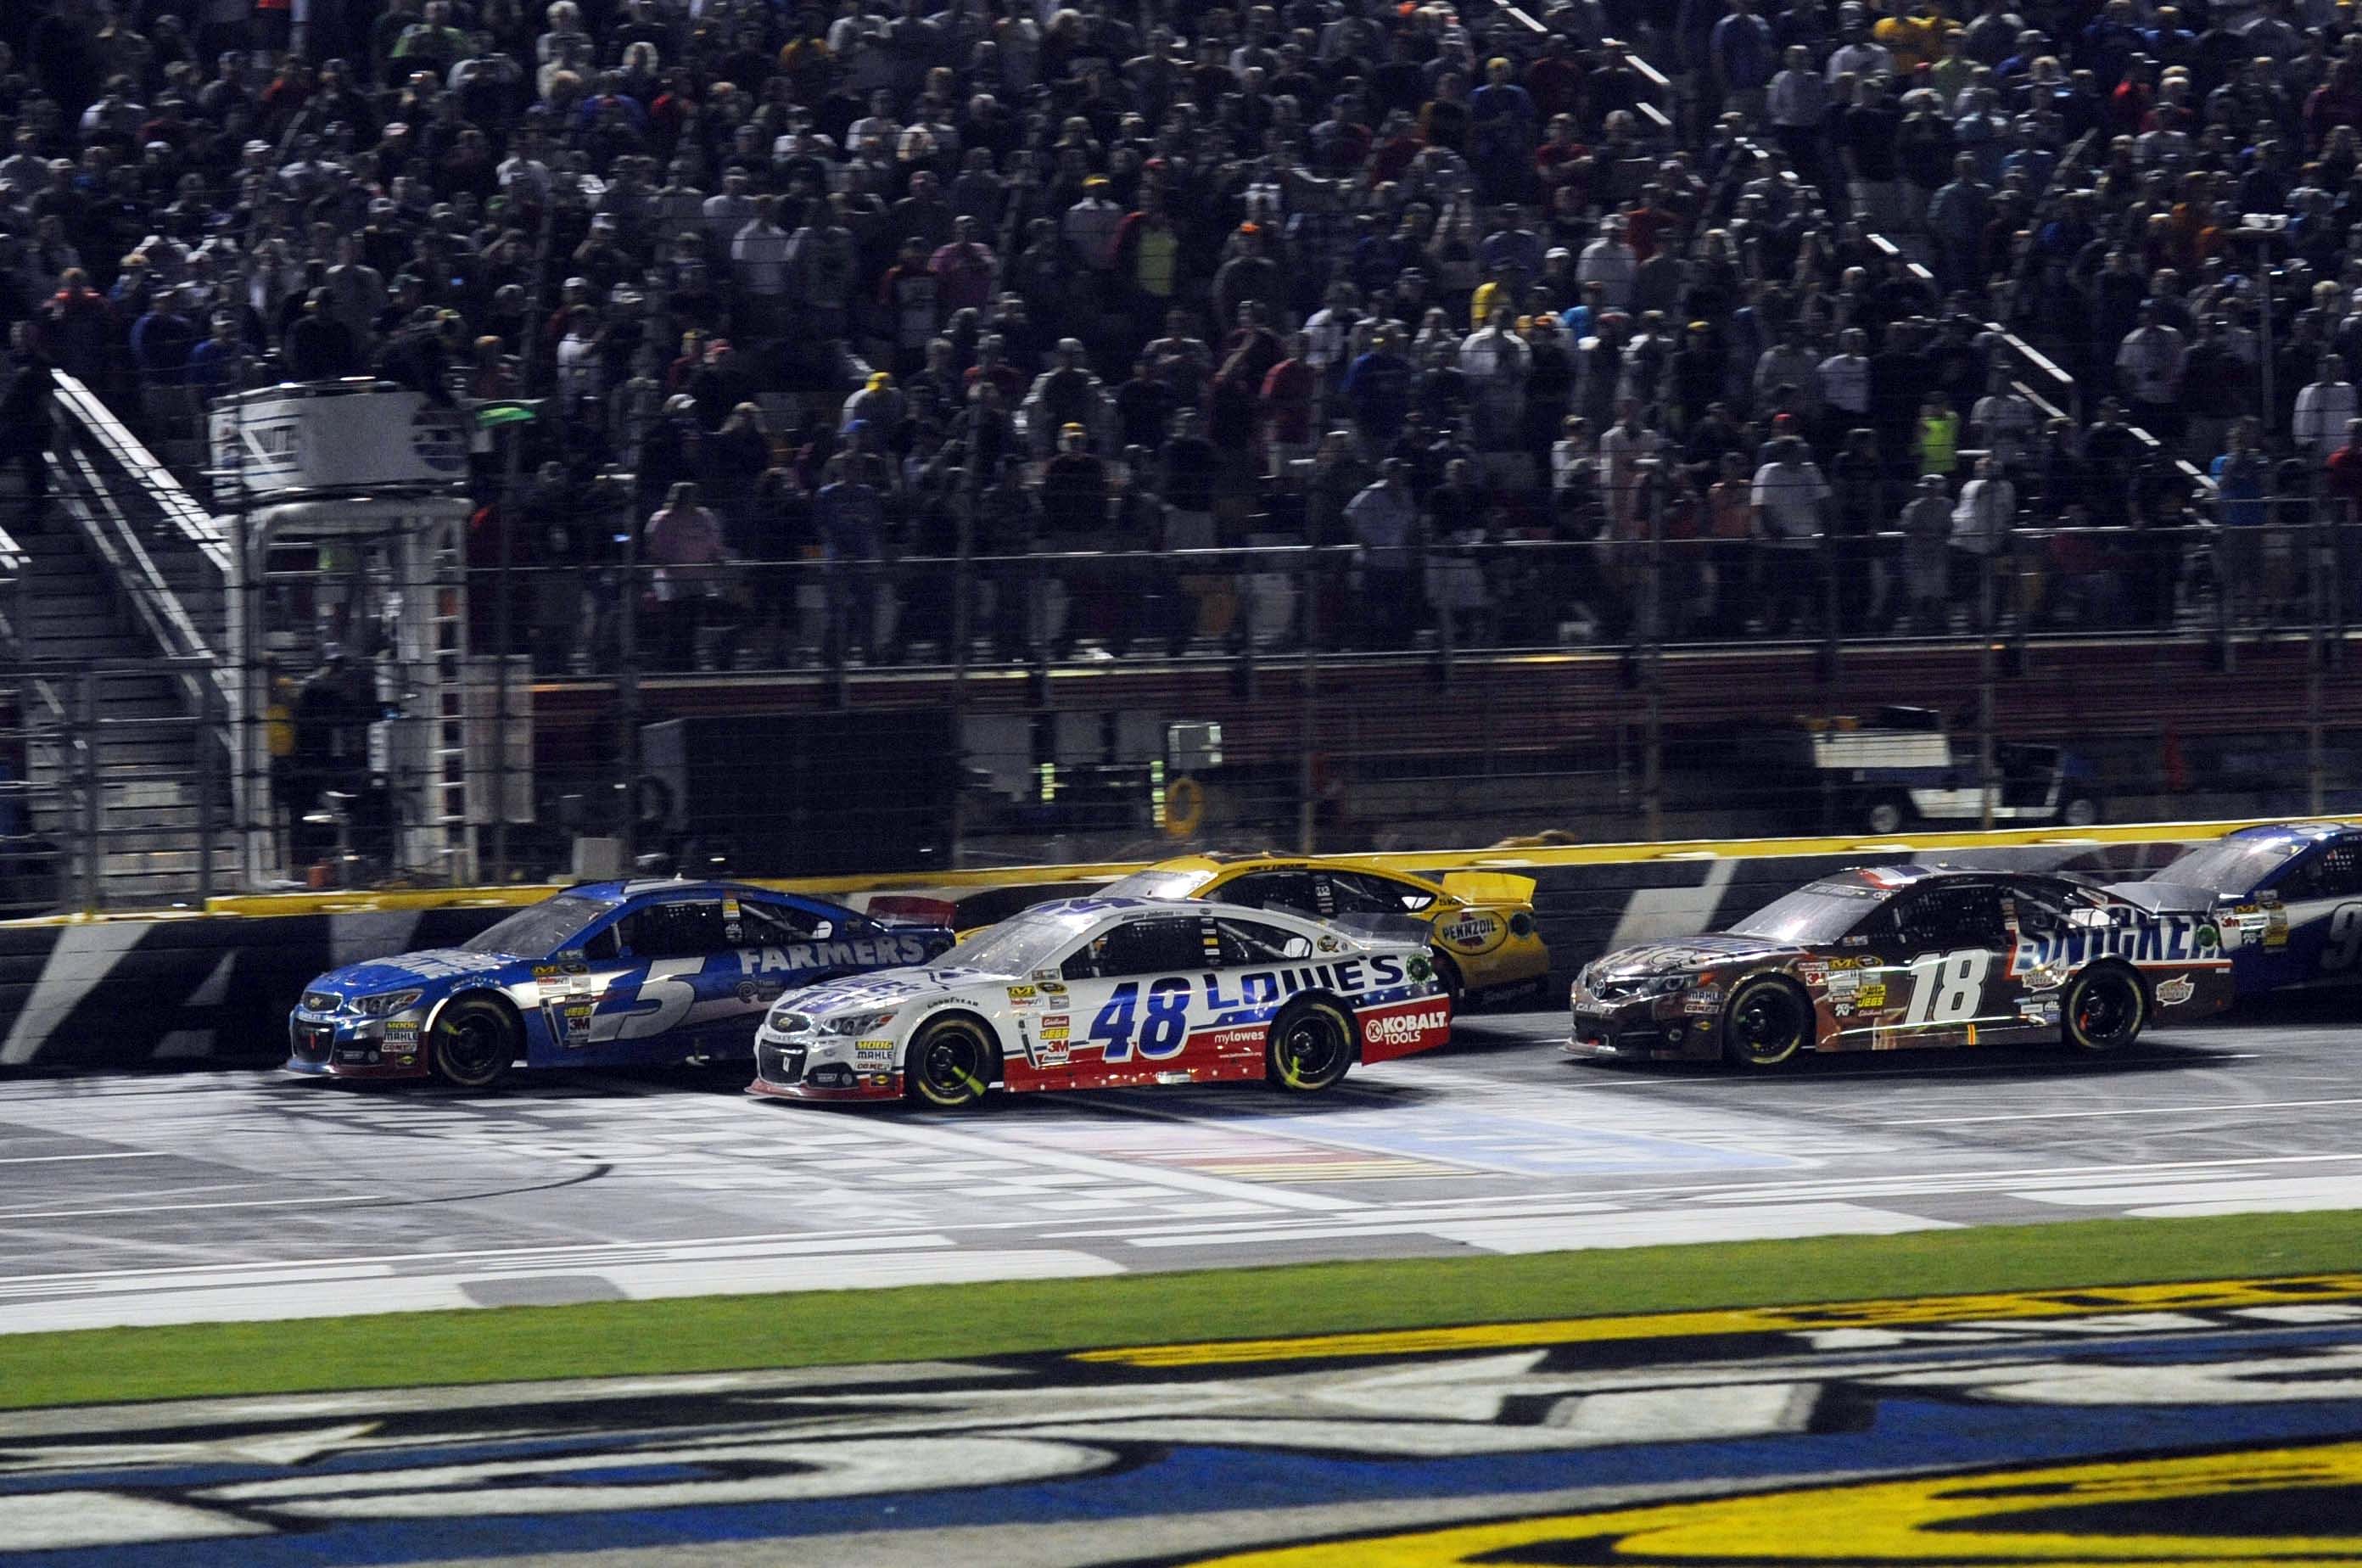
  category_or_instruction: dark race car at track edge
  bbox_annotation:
[2106,821,2362,998]
[1567,865,2235,1067]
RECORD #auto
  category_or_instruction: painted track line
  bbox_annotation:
[1883,1096,2362,1126]
[0,1151,171,1167]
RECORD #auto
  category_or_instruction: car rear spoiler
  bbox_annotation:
[1438,871,1536,905]
[1325,912,1434,947]
[865,894,959,929]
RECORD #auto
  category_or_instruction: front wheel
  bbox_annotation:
[431,996,518,1089]
[905,1016,997,1108]
[1267,999,1357,1092]
[1721,977,1814,1068]
[2062,966,2145,1052]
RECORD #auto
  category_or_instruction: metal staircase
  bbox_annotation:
[9,375,238,910]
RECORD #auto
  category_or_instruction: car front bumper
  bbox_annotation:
[285,1013,432,1079]
[745,1033,901,1102]
[1563,994,1722,1062]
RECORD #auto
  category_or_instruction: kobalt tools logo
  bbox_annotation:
[1364,1008,1448,1045]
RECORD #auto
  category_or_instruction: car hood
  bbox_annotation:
[308,949,512,996]
[779,965,1014,1016]
[1587,932,1804,980]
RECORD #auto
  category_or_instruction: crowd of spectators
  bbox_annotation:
[1,0,2358,670]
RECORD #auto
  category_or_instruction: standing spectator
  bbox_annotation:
[1750,435,1830,633]
[1710,0,1777,123]
[1346,458,1422,647]
[1899,472,1954,631]
[1343,327,1415,450]
[0,323,53,524]
[2211,417,2272,623]
[1950,454,2016,627]
[645,481,733,671]
[2115,302,2188,444]
[814,456,888,664]
[1915,393,1962,479]
[1575,215,1637,311]
[1261,333,1318,473]
[730,194,792,339]
[2294,356,2358,457]
[1458,307,1531,453]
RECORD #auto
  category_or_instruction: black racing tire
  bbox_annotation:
[1721,976,1815,1069]
[1266,997,1357,1093]
[1864,792,1911,836]
[1432,953,1467,1014]
[2062,964,2145,1052]
[430,995,519,1089]
[905,1014,999,1108]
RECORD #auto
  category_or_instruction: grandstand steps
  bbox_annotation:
[10,512,221,910]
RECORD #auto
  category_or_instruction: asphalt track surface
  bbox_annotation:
[2,995,2359,1336]
[7,1274,2362,1564]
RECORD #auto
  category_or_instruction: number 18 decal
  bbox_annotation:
[1902,949,1991,1027]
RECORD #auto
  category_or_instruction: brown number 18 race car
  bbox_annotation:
[1567,865,2236,1068]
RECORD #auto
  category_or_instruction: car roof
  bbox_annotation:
[560,878,850,915]
[2219,821,2362,850]
[1806,864,2082,899]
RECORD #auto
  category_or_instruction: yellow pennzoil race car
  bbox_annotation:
[1095,854,1549,1006]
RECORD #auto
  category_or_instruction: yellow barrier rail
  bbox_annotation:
[27,812,2312,926]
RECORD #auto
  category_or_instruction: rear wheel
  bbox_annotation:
[1432,953,1467,1013]
[905,1016,996,1108]
[430,996,518,1089]
[1721,977,1814,1068]
[2058,792,2102,828]
[1267,998,1356,1092]
[2062,966,2145,1052]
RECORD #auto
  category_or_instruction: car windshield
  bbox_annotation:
[461,896,613,957]
[935,912,1090,977]
[1727,883,1884,944]
[1097,868,1214,899]
[2150,835,2310,894]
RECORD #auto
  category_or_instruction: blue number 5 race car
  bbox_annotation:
[288,880,954,1087]
[2107,822,2362,996]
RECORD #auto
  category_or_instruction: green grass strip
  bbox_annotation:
[4,1210,2359,1411]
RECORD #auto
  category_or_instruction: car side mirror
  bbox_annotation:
[809,920,832,941]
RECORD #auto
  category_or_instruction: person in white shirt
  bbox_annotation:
[1751,436,1831,632]
[1458,307,1531,452]
[2294,355,2359,456]
[1576,216,1637,312]
[1949,455,2016,626]
[1346,459,1423,647]
[1817,328,1873,450]
[1598,397,1665,538]
[1827,6,1895,81]
[2114,302,2187,439]
[1968,367,2038,469]
[730,196,793,334]
[702,171,758,254]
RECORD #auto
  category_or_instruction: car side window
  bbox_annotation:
[1086,917,1211,977]
[579,922,620,961]
[1325,872,1423,915]
[1892,887,2008,950]
[1217,871,1324,917]
[737,900,831,945]
[620,900,732,958]
[2280,844,2362,901]
[1216,917,1314,966]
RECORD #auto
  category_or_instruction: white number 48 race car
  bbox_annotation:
[747,897,1452,1106]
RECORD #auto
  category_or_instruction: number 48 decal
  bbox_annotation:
[1089,977,1192,1061]
[1901,949,1992,1027]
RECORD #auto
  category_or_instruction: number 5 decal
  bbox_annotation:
[2324,905,2362,972]
[1902,949,1992,1026]
[609,958,704,1039]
